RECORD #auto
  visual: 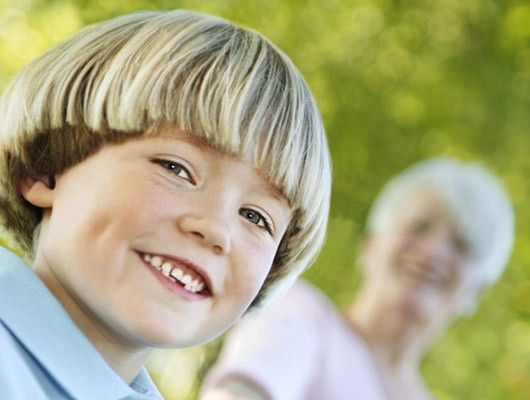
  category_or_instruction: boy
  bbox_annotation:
[0,10,331,399]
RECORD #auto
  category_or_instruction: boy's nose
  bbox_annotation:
[178,212,231,255]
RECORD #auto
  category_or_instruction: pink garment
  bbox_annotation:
[202,280,388,400]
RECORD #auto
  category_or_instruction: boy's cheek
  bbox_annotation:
[229,253,274,300]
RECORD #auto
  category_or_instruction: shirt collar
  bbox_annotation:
[0,246,162,400]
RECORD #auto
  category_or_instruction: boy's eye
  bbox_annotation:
[239,208,272,233]
[153,159,194,184]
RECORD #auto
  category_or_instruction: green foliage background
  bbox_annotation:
[1,0,529,398]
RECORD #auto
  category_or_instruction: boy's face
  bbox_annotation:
[23,127,292,348]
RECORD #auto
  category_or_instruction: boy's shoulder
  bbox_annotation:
[0,321,57,399]
[0,247,162,399]
[0,321,22,360]
[0,248,71,398]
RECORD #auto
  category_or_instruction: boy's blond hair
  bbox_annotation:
[0,10,331,307]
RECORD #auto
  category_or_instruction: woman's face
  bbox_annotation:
[361,189,483,327]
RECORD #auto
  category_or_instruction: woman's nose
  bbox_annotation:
[421,230,455,262]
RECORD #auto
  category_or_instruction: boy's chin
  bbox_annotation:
[116,316,229,349]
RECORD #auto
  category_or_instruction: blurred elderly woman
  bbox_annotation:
[199,158,514,400]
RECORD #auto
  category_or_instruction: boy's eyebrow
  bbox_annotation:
[155,133,221,155]
[153,129,208,147]
[177,134,210,148]
[262,183,291,208]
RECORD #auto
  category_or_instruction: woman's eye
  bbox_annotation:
[153,159,194,183]
[452,235,470,256]
[239,208,272,233]
[410,218,432,235]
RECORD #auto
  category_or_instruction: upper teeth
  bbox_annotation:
[143,253,206,293]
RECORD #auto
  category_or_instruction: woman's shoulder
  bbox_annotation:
[274,279,336,309]
[259,279,343,328]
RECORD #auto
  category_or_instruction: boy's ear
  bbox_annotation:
[19,177,55,208]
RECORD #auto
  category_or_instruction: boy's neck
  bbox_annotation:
[33,253,151,384]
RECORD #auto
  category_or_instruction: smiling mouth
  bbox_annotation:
[140,252,211,295]
[399,262,448,289]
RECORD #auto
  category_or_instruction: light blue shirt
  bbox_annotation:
[0,246,163,400]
